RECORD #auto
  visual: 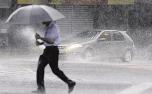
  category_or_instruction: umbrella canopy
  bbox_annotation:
[6,5,65,24]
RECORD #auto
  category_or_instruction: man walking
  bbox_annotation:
[33,21,76,94]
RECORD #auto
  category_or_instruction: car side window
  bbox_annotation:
[112,32,125,41]
[99,32,111,41]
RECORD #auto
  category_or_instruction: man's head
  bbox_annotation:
[42,21,51,27]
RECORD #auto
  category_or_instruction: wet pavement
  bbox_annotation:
[0,57,152,94]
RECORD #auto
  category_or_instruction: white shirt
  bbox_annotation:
[44,22,61,46]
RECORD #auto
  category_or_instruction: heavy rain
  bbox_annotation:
[0,0,152,94]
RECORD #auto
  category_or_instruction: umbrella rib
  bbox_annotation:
[40,6,53,21]
[41,6,65,21]
[29,5,33,24]
[6,7,24,23]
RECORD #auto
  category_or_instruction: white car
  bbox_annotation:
[59,30,135,62]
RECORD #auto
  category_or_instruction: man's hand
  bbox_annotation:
[35,40,44,46]
[35,33,54,44]
[35,33,41,40]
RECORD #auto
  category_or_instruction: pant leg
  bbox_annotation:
[37,55,48,90]
[48,47,71,84]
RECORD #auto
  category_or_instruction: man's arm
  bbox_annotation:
[39,37,54,44]
[35,33,54,44]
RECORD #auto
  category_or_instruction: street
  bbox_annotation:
[0,57,152,94]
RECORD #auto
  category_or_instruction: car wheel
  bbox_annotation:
[82,48,94,60]
[146,45,152,60]
[122,50,133,62]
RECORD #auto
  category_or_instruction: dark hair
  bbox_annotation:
[42,21,51,26]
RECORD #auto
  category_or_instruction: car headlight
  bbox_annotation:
[65,44,82,52]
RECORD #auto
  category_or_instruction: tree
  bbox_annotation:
[48,0,63,5]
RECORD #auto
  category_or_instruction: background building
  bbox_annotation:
[0,0,151,53]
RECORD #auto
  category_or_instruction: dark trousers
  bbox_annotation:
[37,46,71,90]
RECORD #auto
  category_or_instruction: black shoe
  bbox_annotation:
[68,81,76,93]
[32,89,46,94]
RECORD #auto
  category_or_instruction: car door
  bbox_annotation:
[111,31,127,57]
[94,31,113,57]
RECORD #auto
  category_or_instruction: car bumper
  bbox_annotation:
[59,52,82,60]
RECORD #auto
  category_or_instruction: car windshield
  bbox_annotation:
[75,30,100,40]
[62,30,100,43]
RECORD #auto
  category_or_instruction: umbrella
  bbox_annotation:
[6,5,65,24]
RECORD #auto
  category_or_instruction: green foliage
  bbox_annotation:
[49,0,62,5]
